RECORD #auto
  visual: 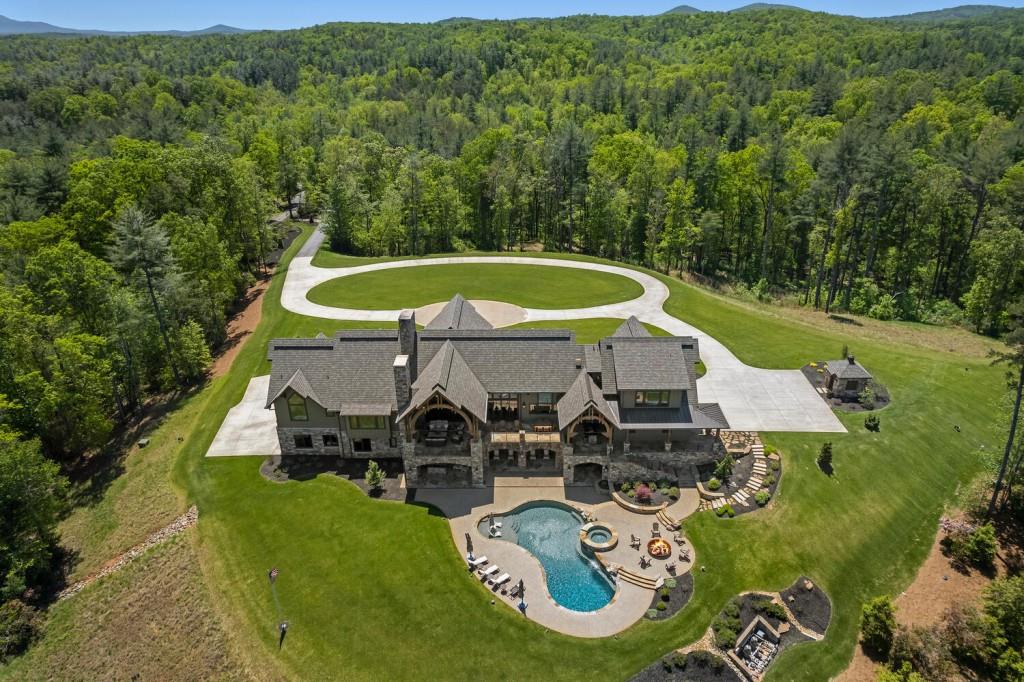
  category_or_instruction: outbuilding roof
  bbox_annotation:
[826,356,872,381]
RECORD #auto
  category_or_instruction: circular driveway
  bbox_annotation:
[281,229,845,434]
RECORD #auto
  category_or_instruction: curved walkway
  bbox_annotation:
[283,229,844,433]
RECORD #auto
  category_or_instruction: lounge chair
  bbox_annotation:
[481,565,499,578]
[468,556,488,568]
[492,573,511,586]
[509,584,520,598]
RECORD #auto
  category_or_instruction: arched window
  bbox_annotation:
[287,393,308,421]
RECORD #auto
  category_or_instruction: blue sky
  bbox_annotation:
[3,0,1022,30]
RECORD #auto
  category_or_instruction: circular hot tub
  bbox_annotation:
[580,522,618,551]
[647,537,672,559]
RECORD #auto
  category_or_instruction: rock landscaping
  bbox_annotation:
[698,435,780,517]
[645,572,694,621]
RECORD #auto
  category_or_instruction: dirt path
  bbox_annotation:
[210,275,272,379]
[836,521,994,681]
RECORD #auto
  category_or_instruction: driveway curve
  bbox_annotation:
[282,229,844,433]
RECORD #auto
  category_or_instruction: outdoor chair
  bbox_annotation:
[652,522,660,537]
[673,532,685,545]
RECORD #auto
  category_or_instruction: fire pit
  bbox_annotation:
[647,537,672,559]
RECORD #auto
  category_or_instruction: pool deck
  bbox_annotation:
[416,476,700,638]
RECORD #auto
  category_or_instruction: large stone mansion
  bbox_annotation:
[266,295,729,487]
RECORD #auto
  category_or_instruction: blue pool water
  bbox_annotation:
[480,502,615,612]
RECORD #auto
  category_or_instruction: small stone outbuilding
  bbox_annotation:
[825,356,872,401]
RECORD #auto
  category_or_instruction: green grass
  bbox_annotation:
[505,318,669,343]
[62,227,1001,681]
[305,262,644,310]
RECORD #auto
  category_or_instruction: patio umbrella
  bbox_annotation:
[518,579,525,597]
[465,532,473,557]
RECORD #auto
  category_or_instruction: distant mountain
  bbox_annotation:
[0,14,250,36]
[436,17,481,24]
[729,3,811,12]
[663,5,704,14]
[882,4,1015,21]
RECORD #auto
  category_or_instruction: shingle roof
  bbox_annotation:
[601,338,692,391]
[612,402,729,430]
[612,316,651,338]
[417,329,584,394]
[826,357,872,380]
[266,368,322,407]
[423,294,493,331]
[556,371,618,430]
[265,331,400,412]
[399,340,488,422]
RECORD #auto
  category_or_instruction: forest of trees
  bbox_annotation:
[0,8,1024,648]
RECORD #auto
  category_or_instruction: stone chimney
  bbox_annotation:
[848,355,856,365]
[398,309,417,377]
[393,354,411,409]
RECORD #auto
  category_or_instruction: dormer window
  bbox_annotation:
[287,393,309,421]
[635,390,669,407]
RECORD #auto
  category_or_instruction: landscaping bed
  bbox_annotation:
[260,456,409,501]
[698,452,781,518]
[629,651,742,682]
[645,572,694,621]
[712,593,811,652]
[616,480,682,508]
[780,576,832,635]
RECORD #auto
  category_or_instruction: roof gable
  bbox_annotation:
[424,294,493,331]
[400,341,489,422]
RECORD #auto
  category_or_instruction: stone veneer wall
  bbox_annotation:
[403,439,485,487]
[277,427,342,457]
[338,429,401,458]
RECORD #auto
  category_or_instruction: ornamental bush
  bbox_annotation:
[620,482,631,493]
[817,441,833,474]
[364,459,386,489]
[635,484,652,503]
[861,595,897,655]
[714,456,734,480]
[668,486,680,499]
[656,601,668,611]
[755,490,771,506]
[707,477,721,491]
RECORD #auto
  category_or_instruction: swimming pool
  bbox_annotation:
[478,501,615,612]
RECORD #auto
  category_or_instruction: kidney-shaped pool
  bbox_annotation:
[478,501,615,612]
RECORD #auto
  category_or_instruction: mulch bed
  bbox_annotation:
[630,651,743,682]
[645,571,694,621]
[736,593,812,650]
[260,456,409,501]
[780,576,832,635]
[800,363,890,413]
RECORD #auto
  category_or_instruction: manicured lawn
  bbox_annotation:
[506,318,669,342]
[167,230,1003,681]
[305,262,645,309]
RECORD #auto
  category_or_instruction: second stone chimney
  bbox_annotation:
[398,309,417,378]
[393,354,411,409]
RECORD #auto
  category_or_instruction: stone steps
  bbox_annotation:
[617,568,660,590]
[656,509,680,531]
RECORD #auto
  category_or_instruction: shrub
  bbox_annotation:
[859,384,877,409]
[865,414,881,432]
[646,608,659,619]
[664,578,678,589]
[364,460,386,489]
[670,652,687,669]
[635,484,652,503]
[753,599,788,621]
[765,444,778,455]
[755,490,771,506]
[661,657,673,671]
[817,441,833,474]
[620,482,631,493]
[657,478,670,489]
[668,486,680,499]
[0,599,38,662]
[714,456,734,480]
[627,490,636,499]
[762,473,776,487]
[724,504,735,517]
[770,458,781,471]
[656,601,668,611]
[861,595,897,655]
[707,477,721,491]
[660,586,671,601]
[941,520,997,569]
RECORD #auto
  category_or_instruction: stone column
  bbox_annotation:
[470,438,484,487]
[518,429,527,468]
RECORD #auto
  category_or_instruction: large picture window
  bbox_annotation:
[488,393,519,420]
[529,392,556,414]
[347,415,387,430]
[634,390,670,407]
[287,393,308,421]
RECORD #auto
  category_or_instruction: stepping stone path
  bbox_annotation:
[700,435,774,512]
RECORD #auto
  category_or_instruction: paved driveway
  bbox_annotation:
[278,228,845,434]
[206,375,280,457]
